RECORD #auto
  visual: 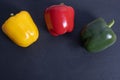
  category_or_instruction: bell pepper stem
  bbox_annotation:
[107,19,115,28]
[10,13,14,16]
[60,3,64,5]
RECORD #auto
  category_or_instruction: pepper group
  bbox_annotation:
[1,3,117,53]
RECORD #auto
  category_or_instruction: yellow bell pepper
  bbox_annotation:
[2,11,39,47]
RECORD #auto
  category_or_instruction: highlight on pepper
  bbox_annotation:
[2,10,39,47]
[80,18,117,53]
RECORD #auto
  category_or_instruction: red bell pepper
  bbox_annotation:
[44,3,75,36]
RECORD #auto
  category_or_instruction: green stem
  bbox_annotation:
[107,19,115,28]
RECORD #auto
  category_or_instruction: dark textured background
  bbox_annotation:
[0,0,120,80]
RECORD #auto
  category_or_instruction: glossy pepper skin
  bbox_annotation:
[44,3,75,36]
[2,11,39,47]
[80,18,117,53]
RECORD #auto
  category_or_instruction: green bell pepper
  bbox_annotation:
[80,18,117,53]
